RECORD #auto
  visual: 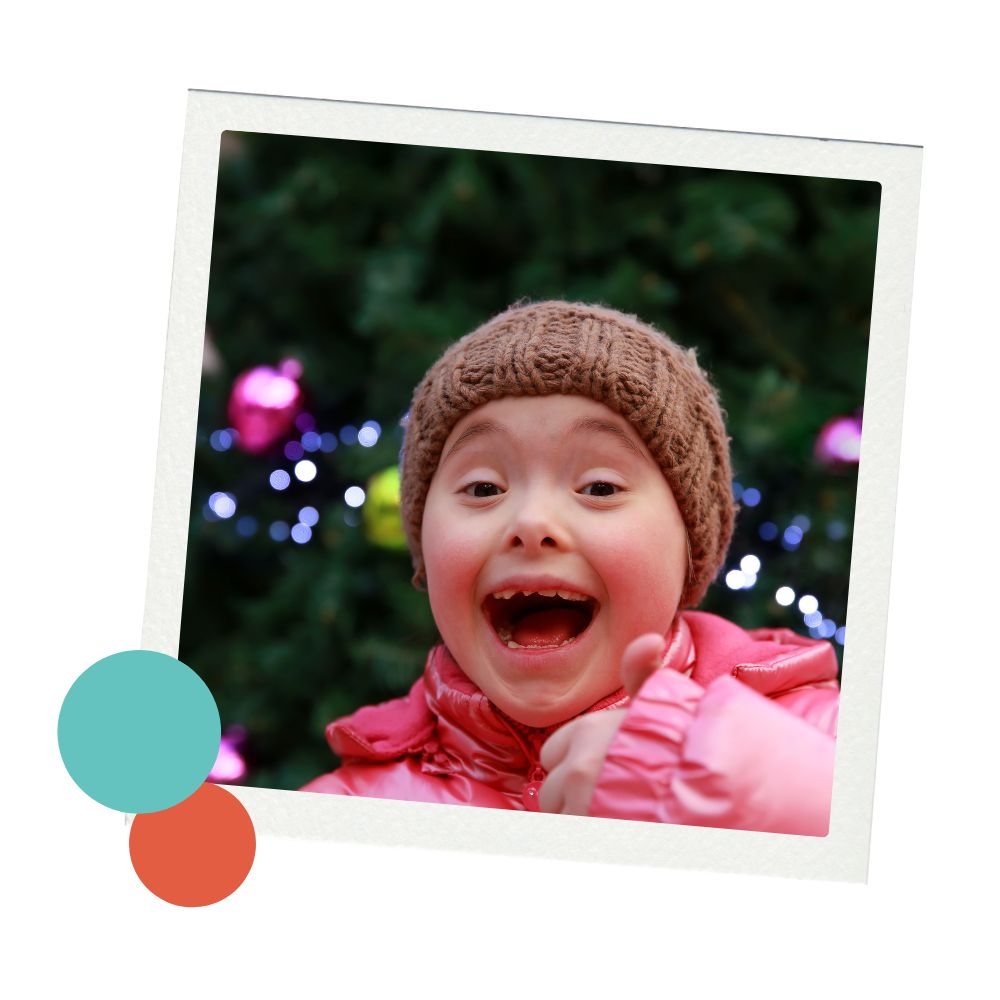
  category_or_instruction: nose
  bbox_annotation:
[504,487,570,554]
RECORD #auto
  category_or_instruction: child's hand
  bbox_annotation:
[538,633,667,815]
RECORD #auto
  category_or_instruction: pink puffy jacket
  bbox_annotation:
[301,611,839,836]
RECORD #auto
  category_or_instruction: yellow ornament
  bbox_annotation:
[363,466,408,550]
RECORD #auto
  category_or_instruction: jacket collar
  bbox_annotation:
[326,611,836,794]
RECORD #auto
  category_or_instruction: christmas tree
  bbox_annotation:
[180,131,878,790]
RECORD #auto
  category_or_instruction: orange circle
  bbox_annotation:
[129,783,255,906]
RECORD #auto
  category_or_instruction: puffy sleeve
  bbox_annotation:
[587,668,838,836]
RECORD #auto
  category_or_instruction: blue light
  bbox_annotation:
[236,516,258,537]
[208,491,236,519]
[835,626,847,646]
[291,523,312,544]
[732,481,744,501]
[759,521,779,541]
[742,487,761,507]
[791,514,812,532]
[269,469,291,491]
[358,423,380,447]
[301,431,322,452]
[284,441,304,461]
[339,425,359,446]
[210,429,234,452]
[269,521,290,542]
[298,506,319,527]
[804,610,822,628]
[320,432,338,453]
[818,618,836,639]
[783,525,804,546]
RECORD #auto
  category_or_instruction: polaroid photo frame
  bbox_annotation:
[144,89,920,882]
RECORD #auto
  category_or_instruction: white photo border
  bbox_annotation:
[144,89,921,882]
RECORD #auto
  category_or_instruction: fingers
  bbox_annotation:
[539,715,581,773]
[621,632,667,699]
[538,711,628,815]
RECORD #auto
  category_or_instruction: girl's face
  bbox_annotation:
[420,394,688,728]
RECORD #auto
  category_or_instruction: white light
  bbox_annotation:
[742,572,757,589]
[344,486,366,508]
[740,554,761,575]
[294,459,317,483]
[209,491,236,519]
[725,569,745,590]
[269,469,290,491]
[298,506,319,527]
[775,586,795,606]
[798,594,819,615]
[358,425,379,448]
[291,523,312,544]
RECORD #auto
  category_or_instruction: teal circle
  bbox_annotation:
[58,650,221,813]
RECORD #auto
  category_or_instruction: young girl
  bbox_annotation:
[302,300,839,836]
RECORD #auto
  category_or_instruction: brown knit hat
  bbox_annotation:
[399,300,736,608]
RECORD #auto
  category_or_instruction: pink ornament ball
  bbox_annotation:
[227,363,303,454]
[814,414,862,465]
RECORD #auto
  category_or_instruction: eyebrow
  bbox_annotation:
[440,419,509,465]
[569,417,644,459]
[441,414,645,464]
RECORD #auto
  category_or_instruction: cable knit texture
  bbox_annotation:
[399,300,737,607]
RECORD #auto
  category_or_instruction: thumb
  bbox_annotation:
[621,633,668,700]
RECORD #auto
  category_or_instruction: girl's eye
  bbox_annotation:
[464,482,503,498]
[580,482,619,497]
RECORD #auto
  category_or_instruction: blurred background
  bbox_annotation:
[180,131,879,790]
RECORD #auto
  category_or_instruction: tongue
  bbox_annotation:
[511,607,589,647]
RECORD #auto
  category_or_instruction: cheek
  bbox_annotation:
[589,516,687,627]
[421,508,487,602]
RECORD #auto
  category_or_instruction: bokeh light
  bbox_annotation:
[269,521,290,542]
[804,610,823,628]
[298,506,319,527]
[742,487,761,507]
[320,432,338,452]
[759,522,779,541]
[235,516,257,538]
[358,421,380,447]
[301,430,322,452]
[294,459,317,483]
[740,554,761,575]
[775,586,795,606]
[284,441,304,461]
[725,569,746,590]
[269,469,291,491]
[208,492,237,519]
[290,523,312,544]
[798,594,819,614]
[339,425,359,446]
[344,486,366,508]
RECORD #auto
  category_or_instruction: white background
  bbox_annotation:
[5,2,996,996]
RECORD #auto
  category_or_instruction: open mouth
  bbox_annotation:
[482,589,599,650]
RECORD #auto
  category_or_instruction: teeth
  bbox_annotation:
[490,588,590,601]
[503,637,575,649]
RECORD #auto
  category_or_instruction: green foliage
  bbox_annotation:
[181,131,879,789]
